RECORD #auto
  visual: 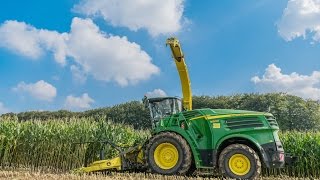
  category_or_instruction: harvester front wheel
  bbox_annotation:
[145,132,192,175]
[218,144,261,179]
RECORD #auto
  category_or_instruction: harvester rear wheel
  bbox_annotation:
[145,132,192,175]
[218,144,261,179]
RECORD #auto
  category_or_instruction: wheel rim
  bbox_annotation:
[154,143,179,169]
[228,153,251,176]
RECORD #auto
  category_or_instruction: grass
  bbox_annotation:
[0,169,315,180]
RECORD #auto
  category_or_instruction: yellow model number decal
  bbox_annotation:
[213,123,221,128]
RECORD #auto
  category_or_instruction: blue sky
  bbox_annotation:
[1,0,320,113]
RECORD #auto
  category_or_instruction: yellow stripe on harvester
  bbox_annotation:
[190,114,262,121]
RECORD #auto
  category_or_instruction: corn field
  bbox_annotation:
[0,117,319,178]
[0,117,149,172]
[279,131,320,177]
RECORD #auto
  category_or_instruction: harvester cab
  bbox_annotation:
[143,96,182,128]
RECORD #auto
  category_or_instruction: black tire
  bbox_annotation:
[186,160,197,176]
[218,144,261,179]
[145,132,192,175]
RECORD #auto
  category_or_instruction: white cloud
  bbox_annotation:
[145,89,167,98]
[73,0,186,36]
[0,20,68,65]
[0,102,9,114]
[67,18,159,86]
[0,18,159,86]
[251,64,320,100]
[277,0,320,42]
[64,93,94,110]
[70,65,87,84]
[13,80,57,101]
[52,75,60,81]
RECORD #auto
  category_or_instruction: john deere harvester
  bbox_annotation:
[77,37,294,179]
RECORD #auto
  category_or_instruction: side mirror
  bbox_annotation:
[142,96,149,109]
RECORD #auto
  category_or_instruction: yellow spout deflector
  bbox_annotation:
[166,37,192,111]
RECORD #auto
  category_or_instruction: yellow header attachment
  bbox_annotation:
[166,37,192,111]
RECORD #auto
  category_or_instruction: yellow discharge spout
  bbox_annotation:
[166,37,192,111]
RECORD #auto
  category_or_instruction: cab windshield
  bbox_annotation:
[149,98,182,120]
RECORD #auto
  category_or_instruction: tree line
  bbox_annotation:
[1,93,319,131]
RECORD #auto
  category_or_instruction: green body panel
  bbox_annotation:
[153,108,281,168]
